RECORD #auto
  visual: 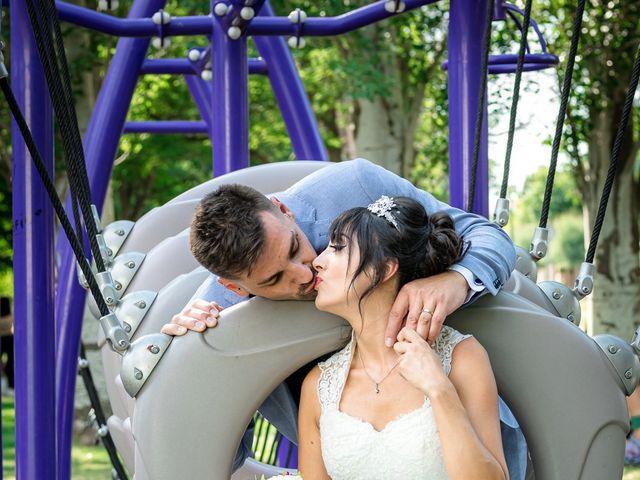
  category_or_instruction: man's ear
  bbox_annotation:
[217,277,250,297]
[270,196,295,220]
[383,259,399,283]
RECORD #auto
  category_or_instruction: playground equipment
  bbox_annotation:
[1,0,639,478]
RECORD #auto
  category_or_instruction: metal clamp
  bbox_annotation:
[100,312,130,354]
[0,41,8,80]
[95,270,119,309]
[384,0,406,13]
[97,0,119,11]
[121,333,172,397]
[151,9,172,49]
[287,9,307,48]
[529,226,549,261]
[538,280,581,325]
[594,334,640,395]
[493,198,510,227]
[573,261,595,299]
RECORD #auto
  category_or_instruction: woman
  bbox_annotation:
[298,196,509,479]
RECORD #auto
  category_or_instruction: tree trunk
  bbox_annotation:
[582,109,640,338]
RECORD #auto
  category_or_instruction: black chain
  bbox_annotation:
[585,43,640,264]
[538,0,587,228]
[500,0,533,199]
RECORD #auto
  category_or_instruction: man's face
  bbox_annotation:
[221,207,319,301]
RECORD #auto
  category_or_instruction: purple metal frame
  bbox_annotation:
[10,1,56,478]
[55,0,438,37]
[448,0,490,215]
[6,0,508,476]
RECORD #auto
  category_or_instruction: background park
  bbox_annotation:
[0,0,638,478]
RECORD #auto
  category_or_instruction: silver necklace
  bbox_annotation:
[356,343,401,394]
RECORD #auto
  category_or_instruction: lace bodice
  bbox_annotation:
[317,326,471,479]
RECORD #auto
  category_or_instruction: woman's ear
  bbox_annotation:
[383,259,399,283]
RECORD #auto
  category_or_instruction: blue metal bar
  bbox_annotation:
[442,53,559,74]
[140,58,268,75]
[56,0,439,37]
[124,120,209,134]
[55,2,168,479]
[447,0,490,215]
[10,1,57,478]
[212,1,249,175]
[253,1,327,160]
[185,75,213,137]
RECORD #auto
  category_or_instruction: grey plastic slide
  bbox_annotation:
[129,291,628,479]
[95,160,628,478]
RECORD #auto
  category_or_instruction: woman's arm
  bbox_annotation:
[297,366,331,480]
[430,338,509,480]
[394,328,508,480]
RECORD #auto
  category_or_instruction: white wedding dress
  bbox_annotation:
[317,326,471,479]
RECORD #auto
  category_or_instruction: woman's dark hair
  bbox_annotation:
[328,196,467,307]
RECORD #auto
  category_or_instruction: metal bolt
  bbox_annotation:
[582,286,589,293]
[137,301,147,309]
[114,281,122,291]
[118,339,127,348]
[115,229,125,236]
[201,70,213,81]
[240,7,254,20]
[107,248,113,257]
[567,314,575,323]
[105,296,115,305]
[97,425,109,437]
[552,289,561,300]
[78,358,90,369]
[127,261,136,269]
[608,345,618,354]
[188,49,201,61]
[148,345,160,354]
[134,368,144,380]
[214,2,228,16]
[123,323,132,333]
[625,369,633,379]
[537,250,544,257]
[228,26,242,40]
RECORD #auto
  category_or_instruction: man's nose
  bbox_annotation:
[290,261,313,284]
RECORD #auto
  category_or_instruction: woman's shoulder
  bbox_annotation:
[434,326,475,375]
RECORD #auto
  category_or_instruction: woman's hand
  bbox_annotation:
[393,327,451,397]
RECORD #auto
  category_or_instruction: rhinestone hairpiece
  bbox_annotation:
[367,195,399,230]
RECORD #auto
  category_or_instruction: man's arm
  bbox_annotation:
[351,159,516,344]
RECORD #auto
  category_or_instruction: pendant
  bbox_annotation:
[375,384,380,394]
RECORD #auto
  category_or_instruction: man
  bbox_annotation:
[161,159,526,477]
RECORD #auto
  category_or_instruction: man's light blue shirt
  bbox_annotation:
[191,159,527,478]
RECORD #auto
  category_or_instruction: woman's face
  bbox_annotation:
[312,235,368,317]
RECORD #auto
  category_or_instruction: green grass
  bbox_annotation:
[2,396,640,478]
[2,396,113,479]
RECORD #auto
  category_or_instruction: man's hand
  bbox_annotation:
[160,299,223,336]
[384,270,469,347]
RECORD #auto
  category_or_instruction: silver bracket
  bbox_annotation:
[538,280,581,325]
[100,312,130,354]
[594,334,640,395]
[91,204,103,233]
[108,251,146,297]
[514,245,538,281]
[573,262,595,300]
[76,258,91,290]
[631,326,640,357]
[493,198,510,227]
[95,270,119,309]
[529,226,549,261]
[95,233,113,268]
[96,290,157,347]
[121,333,172,397]
[102,220,134,259]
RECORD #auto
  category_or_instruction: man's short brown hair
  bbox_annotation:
[190,184,278,279]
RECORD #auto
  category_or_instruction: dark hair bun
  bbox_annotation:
[421,212,466,278]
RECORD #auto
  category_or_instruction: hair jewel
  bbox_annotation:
[367,195,400,230]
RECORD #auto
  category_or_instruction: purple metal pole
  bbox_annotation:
[447,0,490,216]
[254,1,327,160]
[54,1,168,478]
[10,1,56,478]
[185,75,213,136]
[124,120,209,134]
[140,58,268,75]
[211,2,249,175]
